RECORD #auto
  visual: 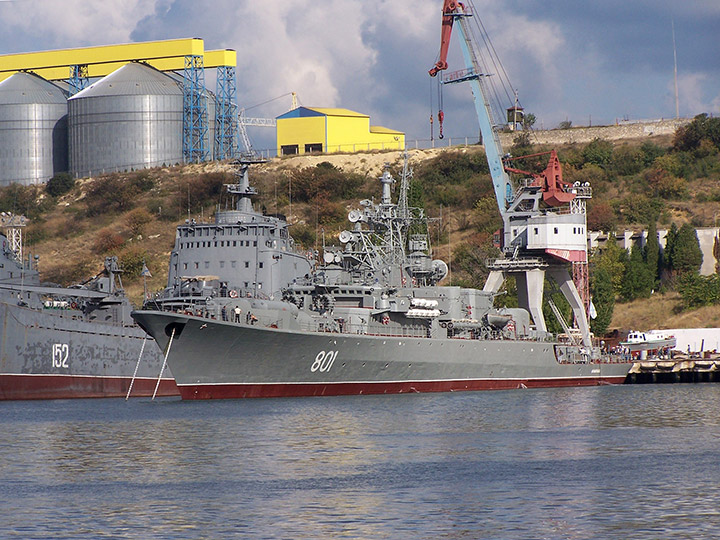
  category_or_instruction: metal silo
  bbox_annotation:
[68,62,183,177]
[0,72,68,187]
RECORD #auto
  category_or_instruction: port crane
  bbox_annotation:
[429,0,593,347]
[237,92,299,157]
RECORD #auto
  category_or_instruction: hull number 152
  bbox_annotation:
[52,343,69,368]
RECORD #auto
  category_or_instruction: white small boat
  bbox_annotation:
[620,330,677,353]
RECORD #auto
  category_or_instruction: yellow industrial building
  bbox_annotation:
[276,107,404,156]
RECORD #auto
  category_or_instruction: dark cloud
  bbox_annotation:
[2,0,717,153]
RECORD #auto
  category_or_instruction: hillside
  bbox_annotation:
[4,121,720,334]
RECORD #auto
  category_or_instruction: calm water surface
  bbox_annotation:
[1,384,719,539]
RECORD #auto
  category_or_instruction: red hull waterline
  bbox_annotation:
[0,374,179,400]
[179,376,629,400]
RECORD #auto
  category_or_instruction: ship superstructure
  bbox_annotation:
[146,157,313,314]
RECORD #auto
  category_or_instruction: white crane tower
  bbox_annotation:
[429,0,593,347]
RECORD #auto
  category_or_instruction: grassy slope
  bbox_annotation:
[610,293,720,331]
[21,140,720,331]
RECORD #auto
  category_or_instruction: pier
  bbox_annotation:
[626,354,720,384]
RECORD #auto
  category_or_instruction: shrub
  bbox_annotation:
[652,154,682,176]
[639,141,665,166]
[125,207,153,236]
[173,172,231,216]
[93,227,125,254]
[119,247,149,280]
[590,267,614,336]
[0,184,51,219]
[618,194,664,224]
[473,196,502,234]
[587,201,616,231]
[644,168,687,199]
[85,175,143,216]
[581,138,614,168]
[287,163,364,204]
[289,223,316,249]
[43,256,96,286]
[451,240,501,289]
[145,198,177,221]
[46,173,75,197]
[676,273,720,309]
[611,146,644,176]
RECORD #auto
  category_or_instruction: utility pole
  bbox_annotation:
[672,19,679,119]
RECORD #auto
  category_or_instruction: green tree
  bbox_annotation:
[590,267,614,336]
[621,243,654,301]
[594,233,626,294]
[673,113,720,153]
[522,113,536,130]
[670,223,703,275]
[451,241,501,289]
[644,221,660,288]
[0,184,51,219]
[661,222,679,278]
[676,273,720,309]
[542,283,572,335]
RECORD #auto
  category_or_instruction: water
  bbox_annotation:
[1,384,719,539]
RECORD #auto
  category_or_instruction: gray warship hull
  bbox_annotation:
[133,311,630,400]
[0,301,177,400]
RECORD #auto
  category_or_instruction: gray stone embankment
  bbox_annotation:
[498,118,690,147]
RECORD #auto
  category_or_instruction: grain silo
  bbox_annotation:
[0,72,68,187]
[68,62,183,177]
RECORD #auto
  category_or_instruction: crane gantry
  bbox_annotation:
[428,0,594,346]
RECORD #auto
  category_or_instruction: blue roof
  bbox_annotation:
[276,107,325,120]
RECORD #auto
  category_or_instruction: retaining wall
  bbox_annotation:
[498,118,690,147]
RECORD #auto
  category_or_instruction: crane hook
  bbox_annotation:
[438,110,445,139]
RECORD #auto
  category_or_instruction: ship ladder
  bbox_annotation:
[152,327,175,400]
[125,336,148,400]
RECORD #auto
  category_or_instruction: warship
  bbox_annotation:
[132,155,631,400]
[0,221,177,399]
[132,1,632,399]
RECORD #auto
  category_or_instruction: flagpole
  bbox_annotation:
[141,259,152,300]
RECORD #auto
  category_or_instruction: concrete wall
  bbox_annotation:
[663,328,720,353]
[498,118,690,148]
[589,227,719,276]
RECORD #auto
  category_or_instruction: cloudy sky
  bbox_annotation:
[1,0,719,153]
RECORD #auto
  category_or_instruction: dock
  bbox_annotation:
[626,354,720,384]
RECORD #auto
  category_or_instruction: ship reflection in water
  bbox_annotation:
[2,385,719,539]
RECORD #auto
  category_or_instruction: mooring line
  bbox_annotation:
[152,327,175,400]
[125,336,148,400]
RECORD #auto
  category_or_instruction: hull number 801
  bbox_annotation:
[311,350,338,373]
